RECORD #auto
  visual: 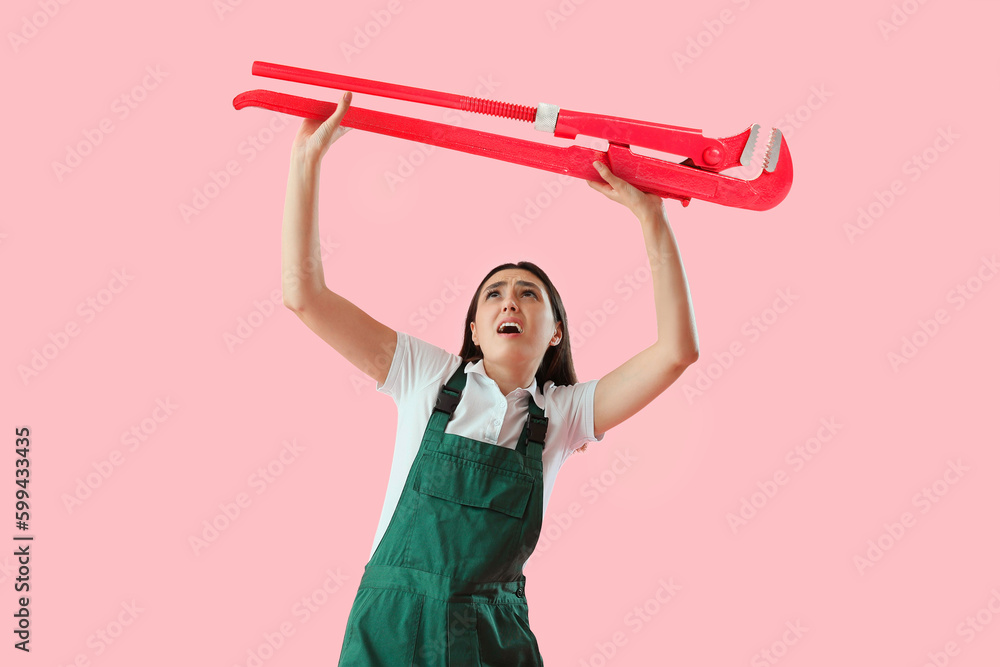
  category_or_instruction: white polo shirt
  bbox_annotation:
[369,330,606,559]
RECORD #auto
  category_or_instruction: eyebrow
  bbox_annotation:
[481,280,542,298]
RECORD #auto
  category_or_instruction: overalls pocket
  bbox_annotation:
[404,450,534,577]
[414,450,532,517]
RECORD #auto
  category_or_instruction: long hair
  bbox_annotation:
[458,261,590,453]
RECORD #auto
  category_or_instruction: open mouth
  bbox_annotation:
[497,321,523,337]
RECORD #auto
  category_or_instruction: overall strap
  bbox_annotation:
[516,394,547,462]
[432,363,468,420]
[426,363,468,439]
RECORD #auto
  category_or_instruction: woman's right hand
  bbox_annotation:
[290,91,354,167]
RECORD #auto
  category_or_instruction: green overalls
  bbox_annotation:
[337,363,549,666]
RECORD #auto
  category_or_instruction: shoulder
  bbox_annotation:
[378,331,465,398]
[541,377,598,410]
[541,378,605,452]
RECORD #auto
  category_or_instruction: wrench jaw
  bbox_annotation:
[607,125,793,211]
[740,124,760,167]
[685,123,768,174]
[745,127,793,210]
[698,126,792,211]
[763,127,784,173]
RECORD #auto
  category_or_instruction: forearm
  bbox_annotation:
[638,207,699,364]
[281,154,327,309]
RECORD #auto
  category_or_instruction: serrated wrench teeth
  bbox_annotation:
[763,128,783,173]
[740,124,760,167]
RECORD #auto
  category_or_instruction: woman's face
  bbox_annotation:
[470,268,562,368]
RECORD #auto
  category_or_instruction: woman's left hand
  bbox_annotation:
[586,160,664,221]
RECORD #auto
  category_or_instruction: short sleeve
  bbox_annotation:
[547,378,606,454]
[375,331,460,404]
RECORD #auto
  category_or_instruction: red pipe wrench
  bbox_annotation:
[233,61,792,211]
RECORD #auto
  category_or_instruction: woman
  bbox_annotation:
[281,91,699,665]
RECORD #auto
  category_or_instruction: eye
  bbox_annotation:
[484,288,537,299]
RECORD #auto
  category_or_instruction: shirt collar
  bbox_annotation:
[465,359,546,409]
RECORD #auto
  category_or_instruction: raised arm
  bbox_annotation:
[282,92,397,386]
[586,161,700,436]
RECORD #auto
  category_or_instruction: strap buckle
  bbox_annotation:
[525,416,548,445]
[434,389,460,416]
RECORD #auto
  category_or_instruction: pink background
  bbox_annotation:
[4,0,999,665]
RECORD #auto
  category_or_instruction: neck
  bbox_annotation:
[481,357,536,397]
